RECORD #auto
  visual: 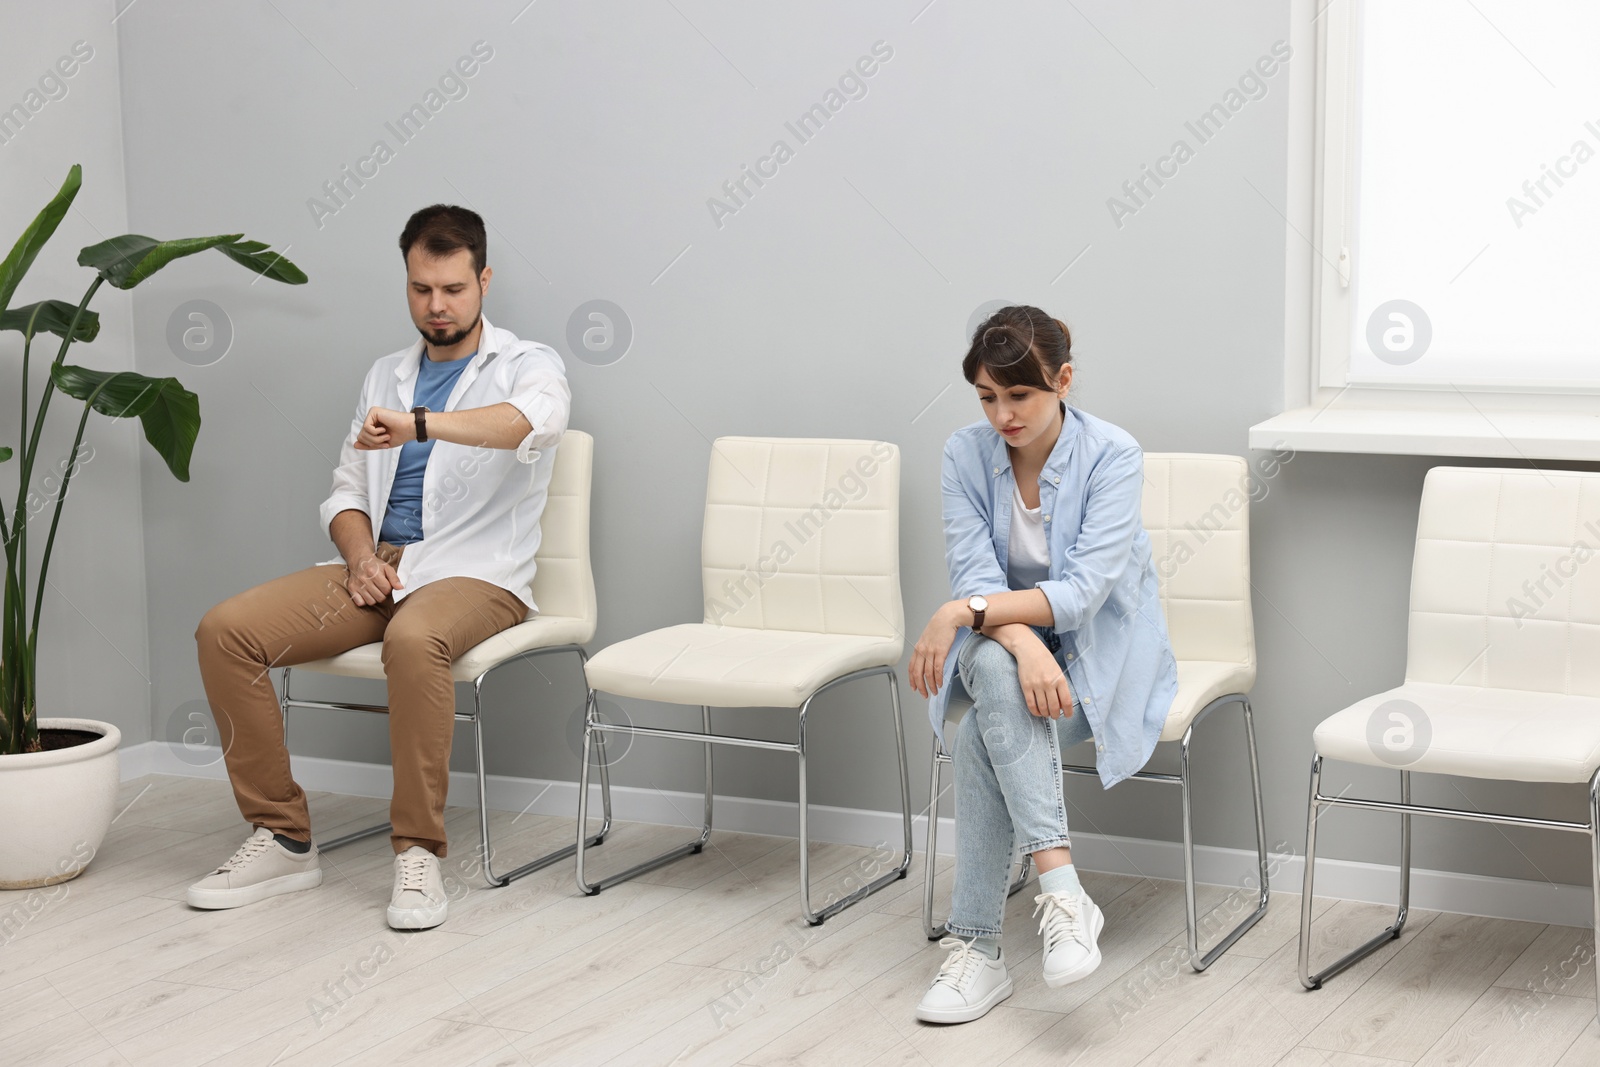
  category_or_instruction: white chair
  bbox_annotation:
[922,453,1269,972]
[1300,466,1600,1023]
[575,436,913,925]
[278,429,610,886]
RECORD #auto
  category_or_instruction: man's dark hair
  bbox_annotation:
[398,204,487,276]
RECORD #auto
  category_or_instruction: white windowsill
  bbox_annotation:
[1248,407,1600,463]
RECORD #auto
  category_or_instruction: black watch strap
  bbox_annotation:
[413,406,428,442]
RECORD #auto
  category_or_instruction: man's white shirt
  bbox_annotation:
[315,314,571,613]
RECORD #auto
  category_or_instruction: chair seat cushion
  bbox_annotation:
[1160,660,1257,742]
[1313,681,1600,784]
[583,623,903,708]
[293,614,595,683]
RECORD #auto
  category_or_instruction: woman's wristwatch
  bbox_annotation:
[967,594,988,630]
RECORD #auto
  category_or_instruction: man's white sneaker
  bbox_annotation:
[186,826,322,909]
[387,846,448,930]
[914,936,1013,1024]
[1034,889,1104,987]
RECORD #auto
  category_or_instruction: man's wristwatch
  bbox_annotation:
[967,594,988,631]
[412,406,428,443]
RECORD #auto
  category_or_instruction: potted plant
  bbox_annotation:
[0,164,305,888]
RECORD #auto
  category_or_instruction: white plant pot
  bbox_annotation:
[0,718,120,889]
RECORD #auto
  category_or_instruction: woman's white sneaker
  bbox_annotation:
[186,827,322,909]
[1034,889,1104,987]
[387,846,449,930]
[914,936,1013,1024]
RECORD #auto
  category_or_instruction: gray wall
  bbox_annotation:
[9,0,1590,889]
[1,6,149,747]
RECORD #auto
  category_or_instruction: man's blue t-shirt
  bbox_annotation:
[378,352,472,545]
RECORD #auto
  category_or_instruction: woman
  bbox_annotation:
[908,306,1178,1024]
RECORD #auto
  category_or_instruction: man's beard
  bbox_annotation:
[418,311,481,349]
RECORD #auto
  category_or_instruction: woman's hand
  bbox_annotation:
[909,600,966,699]
[1011,635,1074,719]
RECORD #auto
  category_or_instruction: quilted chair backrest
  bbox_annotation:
[1140,453,1256,668]
[701,437,903,650]
[1408,465,1600,696]
[527,429,597,639]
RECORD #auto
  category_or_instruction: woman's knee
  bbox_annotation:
[962,634,1011,674]
[961,636,1025,703]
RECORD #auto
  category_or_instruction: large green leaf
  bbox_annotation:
[77,233,307,289]
[0,300,100,342]
[77,234,240,290]
[0,164,81,316]
[52,364,161,418]
[50,364,199,481]
[216,239,307,285]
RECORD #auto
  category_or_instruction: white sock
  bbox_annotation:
[963,934,1001,959]
[1039,863,1081,897]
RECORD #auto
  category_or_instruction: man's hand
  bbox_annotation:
[355,407,417,450]
[346,553,403,606]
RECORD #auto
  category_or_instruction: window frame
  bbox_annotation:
[1254,0,1600,460]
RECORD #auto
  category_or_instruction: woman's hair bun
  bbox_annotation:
[961,305,1072,393]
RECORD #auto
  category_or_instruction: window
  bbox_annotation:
[1252,0,1600,458]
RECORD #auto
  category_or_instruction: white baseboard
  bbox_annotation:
[118,741,1596,929]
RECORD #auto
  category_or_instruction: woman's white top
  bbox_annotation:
[1007,478,1051,591]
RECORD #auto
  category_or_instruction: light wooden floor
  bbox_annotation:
[2,774,1596,1066]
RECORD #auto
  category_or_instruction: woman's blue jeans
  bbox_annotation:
[945,633,1093,939]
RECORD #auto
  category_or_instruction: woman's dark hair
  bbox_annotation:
[399,204,487,275]
[962,305,1072,392]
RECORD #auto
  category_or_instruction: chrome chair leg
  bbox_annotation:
[1182,697,1270,972]
[923,736,946,941]
[474,654,614,887]
[1301,759,1600,1014]
[1590,769,1600,1024]
[800,668,912,926]
[576,697,712,895]
[578,667,911,926]
[317,820,395,850]
[281,648,610,886]
[890,670,916,874]
[701,704,715,851]
[281,666,398,851]
[280,668,291,742]
[1300,758,1412,989]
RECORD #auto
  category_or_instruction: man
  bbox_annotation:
[190,204,570,930]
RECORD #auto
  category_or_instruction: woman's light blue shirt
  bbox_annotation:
[932,403,1178,789]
